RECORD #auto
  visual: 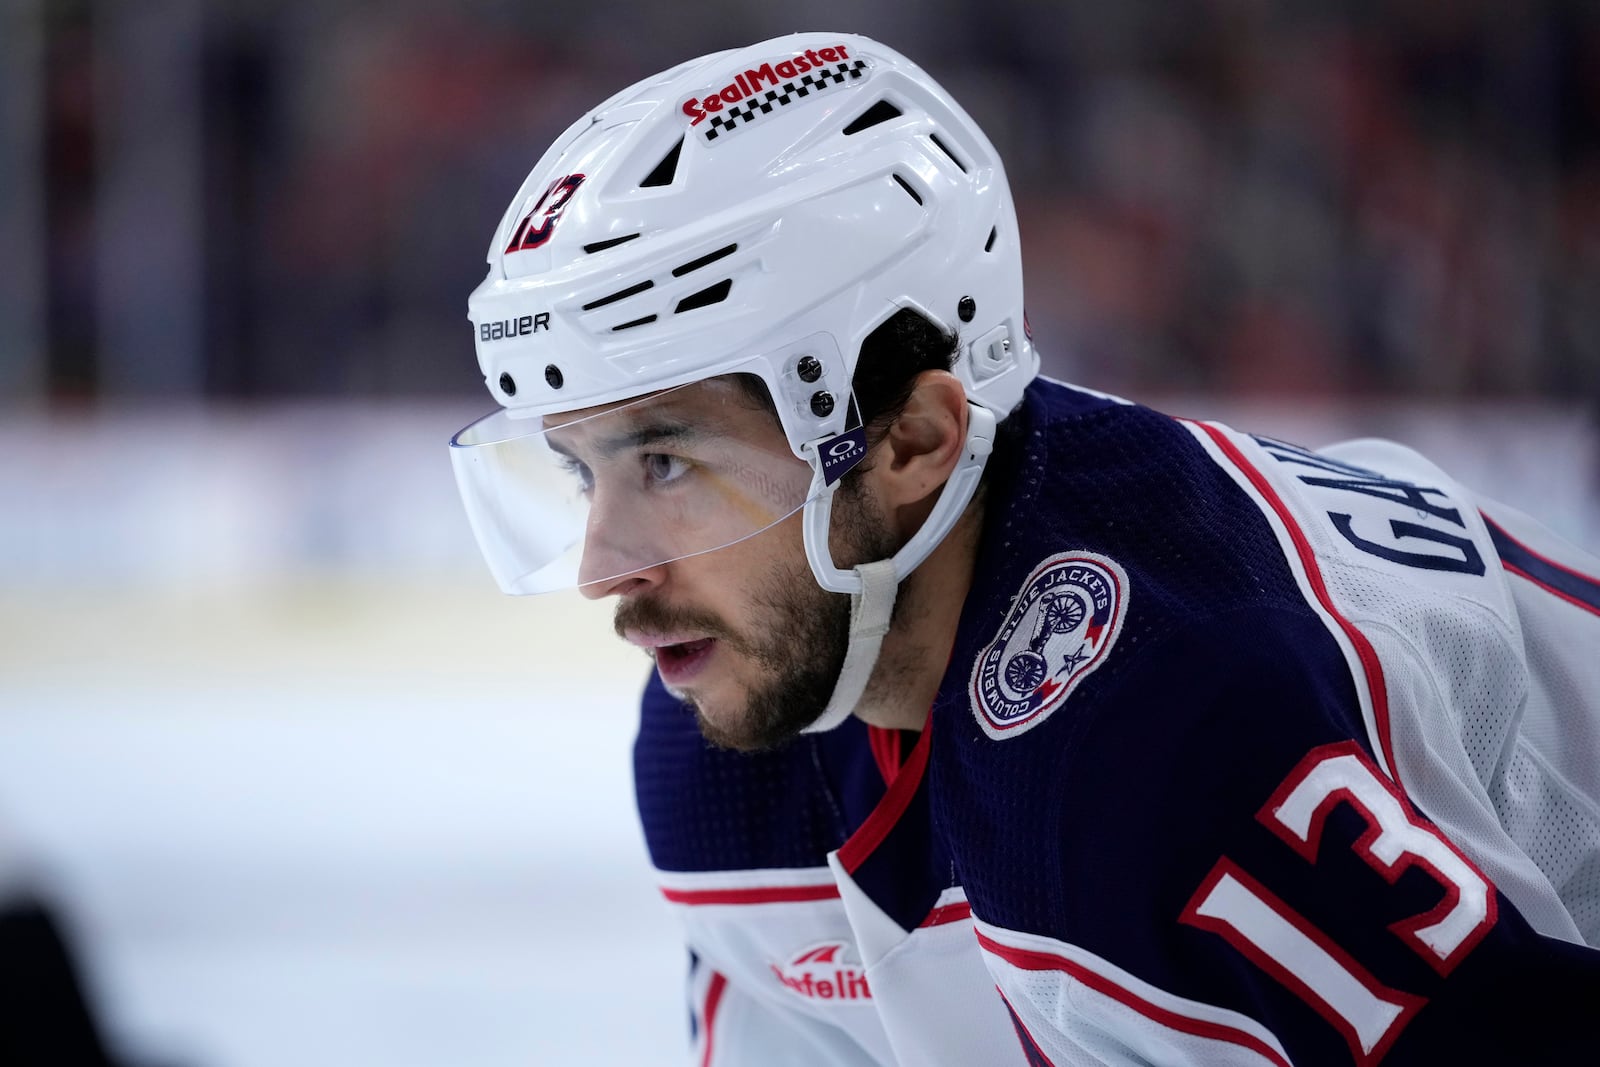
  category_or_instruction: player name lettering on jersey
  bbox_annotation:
[769,942,872,1001]
[1256,437,1487,577]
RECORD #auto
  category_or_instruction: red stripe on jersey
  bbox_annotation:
[836,708,934,874]
[977,931,1292,1067]
[661,883,840,906]
[1483,513,1600,619]
[868,725,903,786]
[1191,422,1399,784]
[1501,561,1600,618]
[700,971,728,1067]
[919,900,973,928]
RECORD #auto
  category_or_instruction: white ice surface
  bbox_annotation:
[0,583,685,1067]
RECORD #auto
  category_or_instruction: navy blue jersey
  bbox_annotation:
[636,378,1600,1066]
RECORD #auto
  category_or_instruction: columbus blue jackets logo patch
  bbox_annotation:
[971,552,1129,739]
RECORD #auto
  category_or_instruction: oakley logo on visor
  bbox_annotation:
[819,427,867,486]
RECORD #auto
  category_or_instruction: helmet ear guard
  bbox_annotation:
[802,403,996,595]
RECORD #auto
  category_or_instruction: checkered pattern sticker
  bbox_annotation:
[703,60,870,143]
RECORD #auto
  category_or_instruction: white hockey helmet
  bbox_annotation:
[451,31,1036,599]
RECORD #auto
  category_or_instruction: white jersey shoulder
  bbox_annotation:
[1185,422,1600,947]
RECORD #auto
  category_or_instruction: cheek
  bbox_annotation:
[663,512,815,649]
[828,484,900,567]
[727,538,816,636]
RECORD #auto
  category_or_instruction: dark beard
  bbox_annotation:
[615,485,897,751]
[612,557,850,751]
[704,568,851,750]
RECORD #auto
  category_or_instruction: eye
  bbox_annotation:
[557,455,594,494]
[643,453,691,485]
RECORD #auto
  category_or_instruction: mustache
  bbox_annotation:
[614,596,733,646]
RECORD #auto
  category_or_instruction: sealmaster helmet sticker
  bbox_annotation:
[681,44,870,143]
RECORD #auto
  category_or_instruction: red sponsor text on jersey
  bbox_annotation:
[681,45,853,126]
[769,942,872,1001]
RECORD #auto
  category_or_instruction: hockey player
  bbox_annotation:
[449,32,1600,1065]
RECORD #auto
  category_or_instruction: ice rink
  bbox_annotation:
[0,405,686,1066]
[0,577,686,1066]
[1,399,1595,1066]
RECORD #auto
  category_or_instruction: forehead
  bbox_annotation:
[543,377,783,446]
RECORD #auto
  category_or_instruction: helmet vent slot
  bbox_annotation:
[583,233,641,254]
[985,226,997,253]
[842,99,903,135]
[612,314,658,332]
[639,137,684,188]
[891,173,924,206]
[674,279,733,314]
[582,279,654,311]
[671,243,737,277]
[929,132,967,173]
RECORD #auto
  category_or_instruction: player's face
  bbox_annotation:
[564,383,894,750]
[615,481,892,750]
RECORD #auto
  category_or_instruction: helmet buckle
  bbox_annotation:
[969,324,1016,382]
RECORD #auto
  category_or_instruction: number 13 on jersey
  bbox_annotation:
[1180,742,1497,1066]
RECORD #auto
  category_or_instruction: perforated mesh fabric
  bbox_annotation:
[994,945,1291,1067]
[1316,551,1523,789]
[1266,492,1600,947]
[1265,467,1600,948]
[1491,576,1600,946]
[1490,744,1600,944]
[1312,560,1591,941]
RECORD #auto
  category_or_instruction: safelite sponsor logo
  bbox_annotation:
[681,45,869,142]
[770,942,872,1001]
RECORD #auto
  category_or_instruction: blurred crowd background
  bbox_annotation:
[5,0,1598,407]
[2,2,1599,1065]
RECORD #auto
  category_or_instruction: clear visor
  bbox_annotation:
[449,378,820,594]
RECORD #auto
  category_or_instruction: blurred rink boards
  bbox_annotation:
[0,398,1596,1066]
[0,402,682,1067]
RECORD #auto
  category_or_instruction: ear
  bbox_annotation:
[872,370,970,529]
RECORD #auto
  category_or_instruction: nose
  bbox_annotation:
[577,559,665,600]
[576,492,667,599]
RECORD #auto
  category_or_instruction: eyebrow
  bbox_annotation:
[547,420,703,462]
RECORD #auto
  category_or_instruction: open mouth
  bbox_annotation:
[653,638,716,685]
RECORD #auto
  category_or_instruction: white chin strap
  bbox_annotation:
[802,559,899,734]
[800,404,996,734]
